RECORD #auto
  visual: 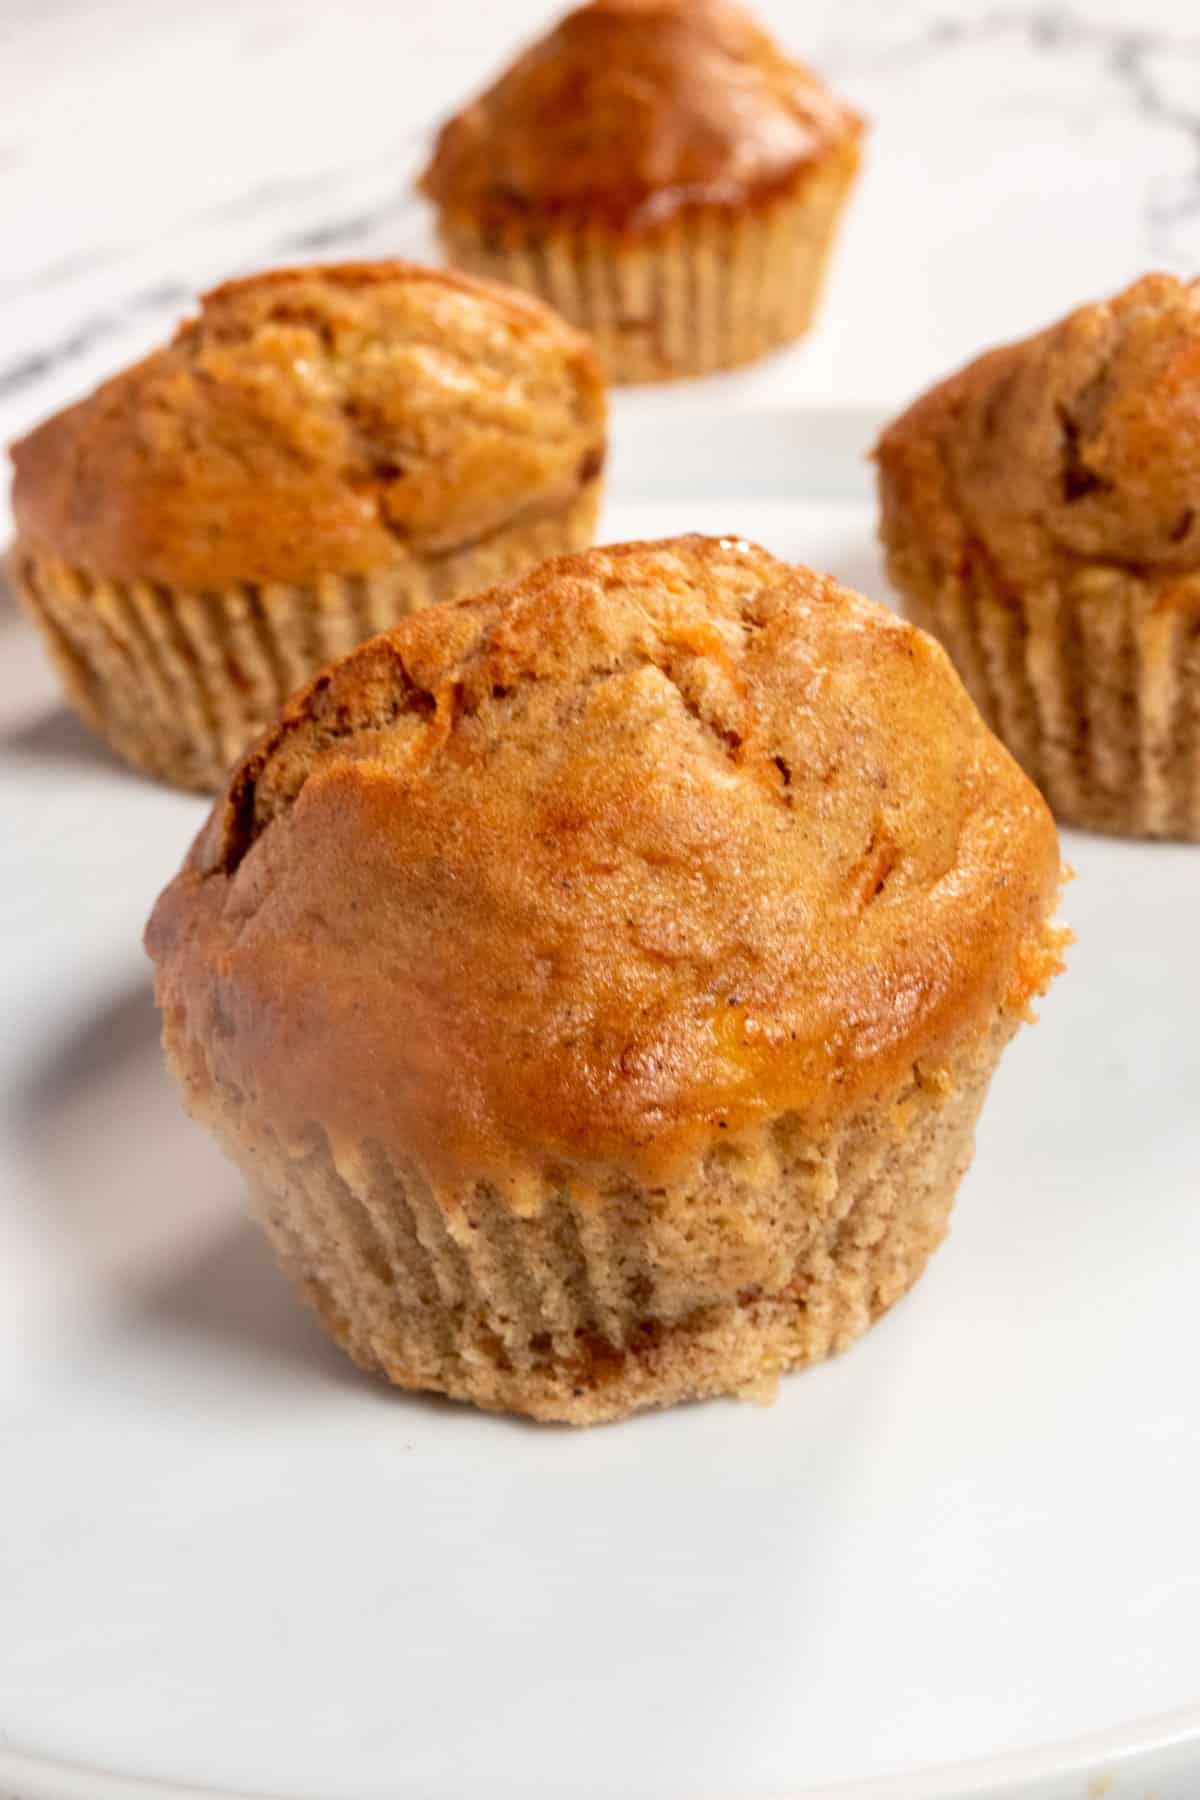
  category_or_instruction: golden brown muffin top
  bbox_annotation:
[10,261,606,593]
[876,273,1200,600]
[147,536,1063,1193]
[419,0,862,234]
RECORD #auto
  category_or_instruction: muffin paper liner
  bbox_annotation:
[11,483,600,793]
[904,565,1200,841]
[216,1015,1015,1424]
[436,148,859,383]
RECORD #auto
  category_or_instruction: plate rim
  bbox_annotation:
[2,1704,1200,1800]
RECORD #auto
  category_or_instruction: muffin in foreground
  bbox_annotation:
[877,273,1200,840]
[9,261,606,792]
[419,0,863,382]
[146,536,1066,1424]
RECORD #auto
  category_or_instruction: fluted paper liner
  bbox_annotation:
[905,566,1200,841]
[217,1016,1015,1424]
[436,149,859,384]
[11,482,600,793]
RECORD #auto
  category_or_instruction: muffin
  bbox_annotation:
[9,261,606,792]
[419,0,863,382]
[146,535,1066,1425]
[877,273,1200,841]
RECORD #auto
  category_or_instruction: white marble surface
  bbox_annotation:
[4,0,1200,514]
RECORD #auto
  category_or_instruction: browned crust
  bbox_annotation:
[418,0,864,237]
[875,274,1200,838]
[10,260,606,593]
[147,535,1065,1192]
[876,272,1200,606]
[203,258,593,321]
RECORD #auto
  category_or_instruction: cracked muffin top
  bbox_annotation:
[147,536,1063,1189]
[419,0,862,234]
[876,273,1200,601]
[10,261,606,593]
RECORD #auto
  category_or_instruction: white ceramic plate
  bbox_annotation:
[1,410,1198,1800]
